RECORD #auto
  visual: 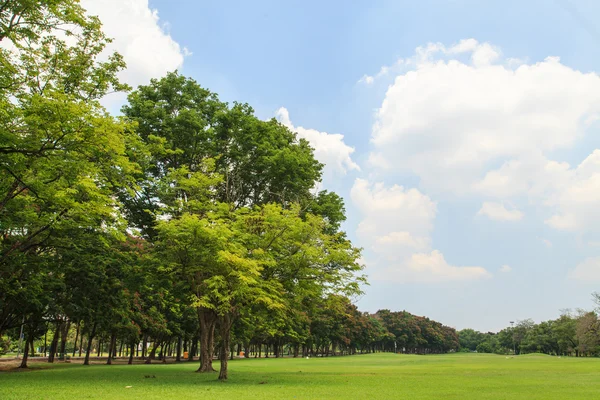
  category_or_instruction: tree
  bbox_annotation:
[458,329,485,352]
[553,313,578,356]
[0,0,138,339]
[122,72,364,380]
[120,72,322,238]
[576,312,600,356]
[512,319,535,355]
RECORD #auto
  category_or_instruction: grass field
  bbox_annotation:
[1,353,599,399]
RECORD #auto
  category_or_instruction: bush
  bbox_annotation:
[0,336,10,356]
[476,342,494,354]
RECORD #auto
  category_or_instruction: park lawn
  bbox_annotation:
[1,353,599,400]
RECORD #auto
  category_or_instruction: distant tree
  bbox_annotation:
[512,319,535,355]
[576,312,600,356]
[553,313,578,356]
[458,329,485,351]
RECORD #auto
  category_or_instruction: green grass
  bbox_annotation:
[1,353,600,399]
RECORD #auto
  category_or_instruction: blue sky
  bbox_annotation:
[87,0,600,331]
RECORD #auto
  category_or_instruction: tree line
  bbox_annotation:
[459,295,600,357]
[0,0,464,380]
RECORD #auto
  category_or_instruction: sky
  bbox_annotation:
[82,0,600,332]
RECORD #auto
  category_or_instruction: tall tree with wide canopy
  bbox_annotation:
[154,162,364,379]
[120,71,323,238]
[122,72,356,379]
[0,0,140,337]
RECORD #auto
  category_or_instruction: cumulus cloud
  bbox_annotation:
[373,231,430,253]
[372,250,491,283]
[476,150,600,232]
[569,257,600,282]
[275,107,360,184]
[544,151,600,232]
[363,38,600,237]
[351,178,436,238]
[351,178,490,283]
[81,0,188,103]
[477,202,524,222]
[368,39,600,196]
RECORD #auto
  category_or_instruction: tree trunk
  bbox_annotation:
[78,330,84,357]
[161,341,168,363]
[59,320,70,360]
[128,342,135,364]
[141,335,147,359]
[48,321,61,363]
[145,339,160,364]
[197,308,217,372]
[72,322,80,357]
[43,327,48,357]
[107,332,117,365]
[83,322,97,365]
[176,336,182,362]
[19,336,30,368]
[218,314,233,381]
[189,336,197,362]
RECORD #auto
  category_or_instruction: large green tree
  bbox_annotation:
[0,0,141,340]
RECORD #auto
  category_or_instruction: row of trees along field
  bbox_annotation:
[458,295,600,357]
[0,1,462,380]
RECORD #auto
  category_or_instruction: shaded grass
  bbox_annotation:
[1,353,600,399]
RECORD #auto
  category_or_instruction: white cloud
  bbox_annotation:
[373,231,430,252]
[81,0,188,93]
[476,150,600,232]
[539,238,553,248]
[363,38,600,237]
[500,265,512,273]
[351,178,490,282]
[477,202,524,222]
[569,257,600,282]
[351,178,436,238]
[368,39,600,196]
[544,151,600,232]
[373,250,491,283]
[474,153,572,199]
[275,107,360,184]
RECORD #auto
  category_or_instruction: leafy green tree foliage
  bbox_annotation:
[0,0,138,338]
[375,310,459,354]
[576,312,600,356]
[520,321,559,355]
[156,191,364,379]
[120,73,364,379]
[458,329,485,351]
[120,72,322,238]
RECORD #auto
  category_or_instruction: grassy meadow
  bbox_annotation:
[2,353,600,399]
